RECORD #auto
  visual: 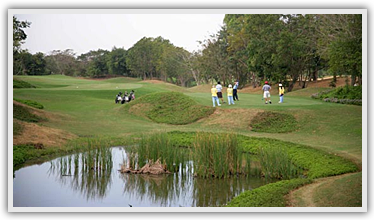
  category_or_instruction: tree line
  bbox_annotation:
[13,14,362,91]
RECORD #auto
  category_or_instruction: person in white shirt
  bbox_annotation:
[262,81,272,104]
[216,82,225,103]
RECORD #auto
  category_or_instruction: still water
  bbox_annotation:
[13,147,271,207]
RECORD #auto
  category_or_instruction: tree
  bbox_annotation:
[45,49,77,76]
[127,37,156,79]
[107,47,128,76]
[13,16,31,54]
[15,51,49,75]
[86,49,109,77]
[316,14,362,85]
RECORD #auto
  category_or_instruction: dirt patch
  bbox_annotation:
[13,101,77,147]
[120,159,171,175]
[142,79,165,84]
[239,77,348,94]
[286,173,354,207]
[13,119,78,147]
[198,108,263,131]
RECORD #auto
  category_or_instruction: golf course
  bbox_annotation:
[12,75,363,207]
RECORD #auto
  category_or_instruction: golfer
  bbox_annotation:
[211,85,221,107]
[227,84,235,105]
[262,81,272,104]
[216,82,225,103]
[233,80,239,101]
[278,83,285,103]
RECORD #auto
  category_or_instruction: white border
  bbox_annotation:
[8,8,368,213]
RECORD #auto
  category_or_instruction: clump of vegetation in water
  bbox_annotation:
[191,133,251,179]
[51,139,113,176]
[124,133,188,173]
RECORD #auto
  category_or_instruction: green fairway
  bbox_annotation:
[12,75,363,207]
[13,75,362,164]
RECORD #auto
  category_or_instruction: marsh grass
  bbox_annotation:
[124,133,188,173]
[192,133,251,179]
[52,139,113,176]
[123,132,251,178]
[258,146,302,179]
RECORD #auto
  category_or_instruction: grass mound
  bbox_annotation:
[125,92,215,125]
[13,103,43,123]
[250,111,298,133]
[13,79,36,88]
[13,98,44,109]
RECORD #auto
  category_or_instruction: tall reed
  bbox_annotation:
[49,138,114,199]
[258,146,301,179]
[124,133,188,173]
[191,133,250,179]
[54,138,113,176]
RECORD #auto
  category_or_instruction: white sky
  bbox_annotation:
[8,9,367,55]
[14,13,225,56]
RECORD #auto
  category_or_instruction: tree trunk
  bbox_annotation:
[351,74,356,86]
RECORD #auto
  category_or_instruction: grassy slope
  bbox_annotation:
[13,75,363,207]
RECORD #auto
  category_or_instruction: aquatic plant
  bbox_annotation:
[258,146,302,180]
[191,133,251,179]
[123,133,188,173]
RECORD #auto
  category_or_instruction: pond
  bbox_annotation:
[13,147,273,207]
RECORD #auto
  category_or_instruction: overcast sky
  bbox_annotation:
[14,13,225,56]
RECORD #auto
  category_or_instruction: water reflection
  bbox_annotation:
[119,161,271,207]
[14,147,272,207]
[48,152,113,201]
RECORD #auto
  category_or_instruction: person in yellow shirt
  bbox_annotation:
[227,84,235,105]
[278,83,285,103]
[211,85,221,107]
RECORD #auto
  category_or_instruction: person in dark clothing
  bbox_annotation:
[233,80,239,101]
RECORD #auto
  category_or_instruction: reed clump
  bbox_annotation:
[52,139,113,176]
[123,133,188,173]
[258,146,302,179]
[191,133,251,179]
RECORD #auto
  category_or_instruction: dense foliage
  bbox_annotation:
[311,85,362,105]
[13,14,362,89]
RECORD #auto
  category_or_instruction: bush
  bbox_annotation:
[226,178,312,207]
[125,92,215,125]
[250,111,298,133]
[14,98,44,109]
[311,85,362,105]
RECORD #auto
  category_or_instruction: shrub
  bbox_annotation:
[250,111,298,133]
[14,98,44,109]
[125,92,215,125]
[311,85,362,105]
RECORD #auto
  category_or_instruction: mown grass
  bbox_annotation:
[12,75,363,207]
